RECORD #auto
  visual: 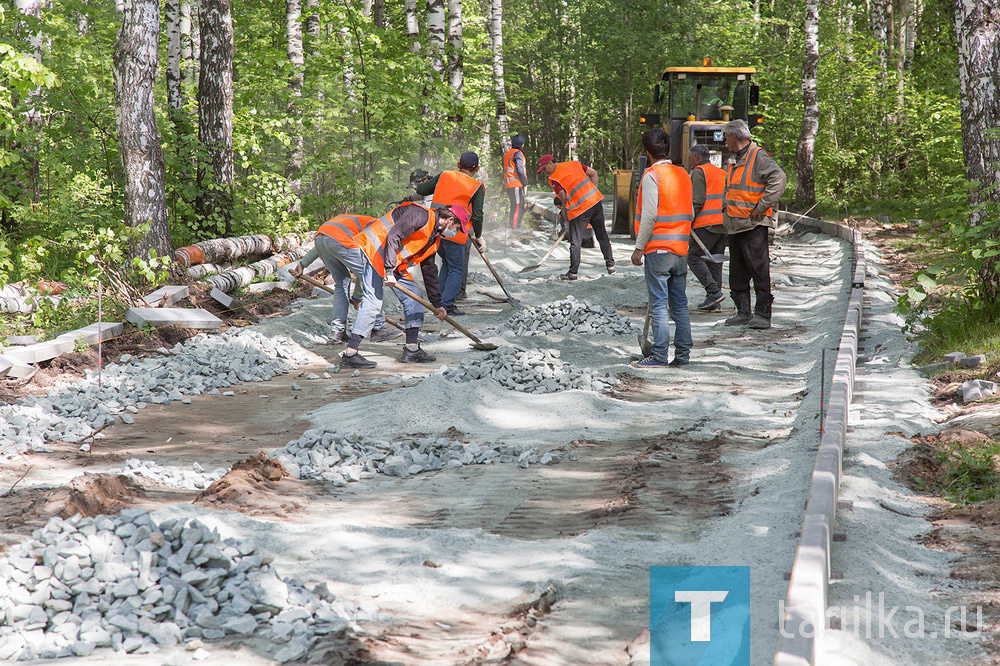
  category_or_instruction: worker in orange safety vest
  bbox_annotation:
[687,145,729,312]
[503,134,528,229]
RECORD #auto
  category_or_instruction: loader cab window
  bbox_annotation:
[666,74,750,122]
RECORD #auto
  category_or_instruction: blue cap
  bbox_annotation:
[459,151,479,168]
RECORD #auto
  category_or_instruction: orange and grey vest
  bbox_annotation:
[725,145,774,218]
[317,214,377,248]
[693,163,726,229]
[503,149,525,189]
[632,163,693,256]
[355,203,439,278]
[548,161,603,221]
[430,170,482,245]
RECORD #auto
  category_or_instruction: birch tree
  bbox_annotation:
[447,0,462,100]
[112,0,171,257]
[427,0,445,81]
[870,0,888,77]
[954,0,1000,298]
[406,0,420,51]
[488,0,510,153]
[196,0,234,234]
[286,0,304,213]
[795,0,819,207]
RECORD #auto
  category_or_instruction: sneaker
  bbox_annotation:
[456,290,468,301]
[632,356,669,368]
[696,293,726,310]
[445,305,466,316]
[400,346,437,363]
[339,352,377,369]
[370,327,402,342]
[668,358,690,367]
[327,330,346,344]
[606,264,617,275]
[558,272,578,281]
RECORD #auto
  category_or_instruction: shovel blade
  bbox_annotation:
[471,342,498,351]
[519,264,541,274]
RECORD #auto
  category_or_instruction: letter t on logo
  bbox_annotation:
[675,591,729,641]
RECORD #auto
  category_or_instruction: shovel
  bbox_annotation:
[389,282,499,351]
[292,273,436,341]
[690,229,727,264]
[638,305,652,357]
[520,229,567,273]
[473,242,522,307]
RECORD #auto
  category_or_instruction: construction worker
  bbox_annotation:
[409,152,485,316]
[722,119,786,329]
[289,215,400,343]
[630,128,693,367]
[503,135,528,229]
[339,203,468,369]
[688,145,728,311]
[537,155,616,280]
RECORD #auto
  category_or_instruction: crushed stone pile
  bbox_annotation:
[0,510,368,663]
[272,429,556,485]
[0,329,311,461]
[443,346,616,393]
[504,296,637,336]
[115,459,228,491]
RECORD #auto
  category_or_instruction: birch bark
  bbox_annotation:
[795,0,819,207]
[196,0,234,234]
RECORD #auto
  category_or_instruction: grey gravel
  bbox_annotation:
[504,296,637,336]
[113,459,229,491]
[0,511,364,662]
[443,346,617,393]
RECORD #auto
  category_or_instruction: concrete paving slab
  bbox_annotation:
[125,307,223,330]
[142,285,190,307]
[0,355,36,379]
[210,288,234,308]
[5,335,37,345]
[59,322,125,345]
[2,337,77,364]
[245,281,294,293]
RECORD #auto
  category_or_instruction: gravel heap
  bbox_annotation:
[443,346,616,393]
[272,429,555,484]
[0,329,311,461]
[0,510,366,663]
[114,459,229,491]
[504,296,637,336]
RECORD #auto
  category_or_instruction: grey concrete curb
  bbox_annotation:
[774,212,865,665]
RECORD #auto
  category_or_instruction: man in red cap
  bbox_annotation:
[339,202,465,369]
[538,154,616,280]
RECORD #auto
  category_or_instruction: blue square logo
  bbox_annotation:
[650,566,752,666]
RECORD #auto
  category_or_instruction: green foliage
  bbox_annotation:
[915,438,1000,505]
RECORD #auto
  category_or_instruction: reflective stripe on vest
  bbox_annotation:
[632,163,693,256]
[430,170,482,245]
[548,161,603,221]
[503,149,524,189]
[693,163,726,229]
[355,203,438,278]
[317,214,376,248]
[725,145,774,218]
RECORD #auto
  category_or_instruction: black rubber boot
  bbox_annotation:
[748,294,774,329]
[725,291,752,326]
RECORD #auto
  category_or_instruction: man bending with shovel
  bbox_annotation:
[630,128,693,368]
[339,202,467,370]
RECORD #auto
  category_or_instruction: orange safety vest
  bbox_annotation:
[317,214,377,248]
[355,203,440,278]
[548,161,603,221]
[430,170,482,245]
[725,145,774,218]
[503,149,525,189]
[693,163,726,229]
[632,163,693,256]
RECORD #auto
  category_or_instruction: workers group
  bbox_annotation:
[295,117,784,371]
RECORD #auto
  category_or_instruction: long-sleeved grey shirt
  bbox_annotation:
[512,150,527,186]
[382,205,443,307]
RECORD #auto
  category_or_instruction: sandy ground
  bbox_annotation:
[0,208,988,665]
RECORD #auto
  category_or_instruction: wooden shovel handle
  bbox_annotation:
[389,282,489,346]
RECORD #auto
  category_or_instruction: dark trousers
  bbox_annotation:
[688,226,727,296]
[568,203,615,275]
[507,186,525,229]
[728,225,771,304]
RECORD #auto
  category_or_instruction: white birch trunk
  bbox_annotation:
[870,0,888,76]
[78,0,89,36]
[795,0,819,207]
[167,0,183,117]
[406,0,420,51]
[113,0,171,258]
[196,0,234,234]
[447,0,463,99]
[286,0,304,213]
[955,0,1000,299]
[488,0,510,153]
[190,0,201,88]
[427,0,445,81]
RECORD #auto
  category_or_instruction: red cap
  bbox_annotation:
[537,154,555,173]
[450,205,471,233]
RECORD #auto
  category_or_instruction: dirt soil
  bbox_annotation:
[194,453,318,517]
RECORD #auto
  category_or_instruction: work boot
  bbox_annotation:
[327,330,346,344]
[558,272,578,281]
[445,305,466,316]
[748,294,774,330]
[339,352,377,369]
[370,327,402,342]
[725,291,752,326]
[696,292,725,311]
[400,345,436,363]
[606,263,617,275]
